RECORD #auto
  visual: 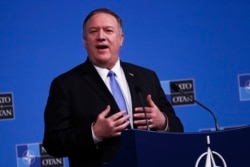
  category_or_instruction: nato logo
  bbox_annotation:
[0,92,14,120]
[195,136,227,167]
[16,143,64,167]
[238,73,250,101]
[161,79,195,106]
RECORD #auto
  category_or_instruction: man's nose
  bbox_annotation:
[97,30,105,41]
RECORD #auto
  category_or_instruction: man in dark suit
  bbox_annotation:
[43,8,183,167]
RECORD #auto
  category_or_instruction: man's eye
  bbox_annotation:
[89,29,98,33]
[106,29,113,32]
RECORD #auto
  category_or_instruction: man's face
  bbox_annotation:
[83,12,124,69]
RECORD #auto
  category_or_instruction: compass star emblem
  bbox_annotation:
[22,150,36,165]
[244,80,250,93]
[195,136,227,167]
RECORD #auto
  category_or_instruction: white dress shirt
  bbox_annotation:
[91,59,133,143]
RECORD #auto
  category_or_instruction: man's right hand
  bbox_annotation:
[93,105,130,140]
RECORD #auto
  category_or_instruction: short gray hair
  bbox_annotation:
[82,8,123,37]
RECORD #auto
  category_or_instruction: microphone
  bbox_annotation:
[135,86,150,131]
[170,83,220,131]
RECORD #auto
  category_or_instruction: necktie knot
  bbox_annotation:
[108,70,116,77]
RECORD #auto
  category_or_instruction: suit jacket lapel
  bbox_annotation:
[77,59,120,114]
[121,63,141,110]
[76,59,141,115]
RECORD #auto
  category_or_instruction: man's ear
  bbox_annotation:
[83,36,86,48]
[120,34,124,46]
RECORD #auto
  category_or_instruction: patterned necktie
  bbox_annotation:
[108,70,128,114]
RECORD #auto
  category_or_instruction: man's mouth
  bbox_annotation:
[96,45,109,49]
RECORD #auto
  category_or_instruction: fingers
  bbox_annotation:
[114,120,130,133]
[94,108,130,139]
[99,105,111,118]
[134,118,148,125]
[134,94,156,116]
[110,110,129,121]
[146,94,156,107]
[134,118,152,125]
[134,118,153,130]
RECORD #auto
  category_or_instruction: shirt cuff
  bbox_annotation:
[158,113,169,131]
[91,122,102,144]
[163,115,169,131]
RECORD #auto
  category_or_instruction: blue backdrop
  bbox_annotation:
[1,0,250,167]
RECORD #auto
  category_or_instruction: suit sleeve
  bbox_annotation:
[151,72,184,132]
[42,77,98,158]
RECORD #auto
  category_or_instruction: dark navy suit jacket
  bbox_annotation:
[43,58,183,167]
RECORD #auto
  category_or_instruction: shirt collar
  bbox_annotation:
[94,59,122,80]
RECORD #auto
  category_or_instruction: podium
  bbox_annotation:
[104,125,250,167]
